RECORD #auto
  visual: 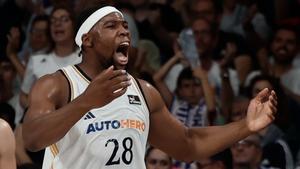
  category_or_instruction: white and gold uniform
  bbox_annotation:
[42,65,150,169]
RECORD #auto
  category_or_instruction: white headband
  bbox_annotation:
[75,6,123,47]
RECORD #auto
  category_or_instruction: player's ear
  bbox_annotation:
[82,33,93,48]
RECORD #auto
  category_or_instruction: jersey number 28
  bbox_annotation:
[105,137,133,166]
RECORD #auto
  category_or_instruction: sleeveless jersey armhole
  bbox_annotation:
[58,70,71,103]
[134,77,150,112]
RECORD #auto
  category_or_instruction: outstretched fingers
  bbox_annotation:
[256,88,270,102]
[109,70,130,85]
[266,102,276,121]
[112,86,128,98]
[111,80,131,93]
[266,110,275,121]
[269,92,277,106]
[109,68,128,80]
[265,90,277,121]
[270,90,277,103]
[110,78,131,98]
[99,66,131,87]
[268,100,277,114]
[268,91,277,113]
[105,69,131,97]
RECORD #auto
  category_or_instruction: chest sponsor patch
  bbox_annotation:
[127,95,141,105]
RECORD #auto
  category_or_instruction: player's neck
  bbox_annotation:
[77,59,106,80]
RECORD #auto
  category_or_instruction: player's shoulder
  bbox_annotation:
[136,78,157,93]
[35,70,65,85]
[135,78,165,113]
[30,70,70,105]
[31,70,68,96]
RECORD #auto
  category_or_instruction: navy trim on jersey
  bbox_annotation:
[59,70,71,103]
[74,64,92,81]
[134,78,150,112]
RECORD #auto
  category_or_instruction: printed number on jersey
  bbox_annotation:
[105,137,133,166]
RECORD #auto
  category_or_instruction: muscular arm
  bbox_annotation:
[23,67,131,151]
[139,80,276,162]
[23,72,90,151]
[0,119,16,169]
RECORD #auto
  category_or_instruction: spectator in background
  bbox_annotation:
[196,148,232,169]
[164,17,242,107]
[19,14,51,65]
[154,45,216,168]
[257,25,300,98]
[0,0,33,60]
[0,57,23,124]
[271,26,300,100]
[5,15,51,124]
[129,0,184,63]
[256,27,300,151]
[156,65,216,126]
[137,39,161,73]
[145,147,174,169]
[6,27,26,79]
[231,133,265,169]
[0,118,16,169]
[177,0,218,66]
[219,0,271,41]
[146,2,184,63]
[228,96,250,123]
[19,3,81,110]
[0,58,17,104]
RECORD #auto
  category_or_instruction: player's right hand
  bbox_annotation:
[82,65,131,109]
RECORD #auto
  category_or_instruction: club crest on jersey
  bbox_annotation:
[127,95,141,105]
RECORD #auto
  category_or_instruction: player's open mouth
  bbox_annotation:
[116,42,130,56]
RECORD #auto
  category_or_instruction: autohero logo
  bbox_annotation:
[86,119,146,134]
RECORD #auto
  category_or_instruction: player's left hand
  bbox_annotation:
[246,88,277,132]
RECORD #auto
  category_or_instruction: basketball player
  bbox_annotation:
[22,6,277,169]
[0,118,16,169]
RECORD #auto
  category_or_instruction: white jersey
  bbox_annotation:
[42,65,150,169]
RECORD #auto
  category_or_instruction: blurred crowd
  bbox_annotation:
[0,0,300,169]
